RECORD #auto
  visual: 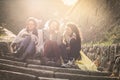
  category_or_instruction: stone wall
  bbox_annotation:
[82,43,120,68]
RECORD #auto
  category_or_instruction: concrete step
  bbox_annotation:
[28,64,111,76]
[0,58,26,67]
[38,77,68,80]
[0,70,37,80]
[0,57,118,80]
[0,58,111,76]
[0,55,41,65]
[0,63,119,80]
[0,70,68,80]
[0,55,18,61]
[0,63,54,78]
[55,72,119,80]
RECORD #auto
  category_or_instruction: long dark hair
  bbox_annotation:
[66,23,81,41]
[66,23,82,60]
[26,17,38,36]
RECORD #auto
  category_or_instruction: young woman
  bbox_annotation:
[11,17,40,61]
[41,19,62,66]
[61,23,81,66]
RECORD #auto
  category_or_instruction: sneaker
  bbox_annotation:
[67,58,75,65]
[61,63,71,68]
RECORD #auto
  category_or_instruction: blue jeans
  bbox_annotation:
[16,36,36,61]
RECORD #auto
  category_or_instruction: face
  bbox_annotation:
[26,20,36,31]
[65,26,72,36]
[49,21,59,31]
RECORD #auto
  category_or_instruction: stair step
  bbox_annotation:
[0,63,54,78]
[38,77,68,80]
[0,55,18,61]
[0,63,119,80]
[28,64,111,76]
[55,72,119,80]
[0,70,68,80]
[0,70,37,80]
[0,58,26,67]
[0,55,41,65]
[0,58,111,76]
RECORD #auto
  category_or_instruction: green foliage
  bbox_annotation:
[104,25,120,44]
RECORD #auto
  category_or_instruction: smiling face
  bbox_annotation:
[49,20,59,33]
[26,20,36,31]
[65,26,73,36]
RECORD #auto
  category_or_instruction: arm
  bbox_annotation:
[10,29,28,52]
[13,29,28,43]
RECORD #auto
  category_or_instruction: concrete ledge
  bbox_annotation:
[0,58,26,67]
[38,77,69,80]
[0,60,119,80]
[0,70,37,80]
[55,72,119,80]
[26,59,41,65]
[28,64,111,76]
[28,64,89,74]
[89,71,111,76]
[0,55,18,61]
[0,63,54,78]
[0,57,112,77]
[0,70,69,80]
[0,55,41,65]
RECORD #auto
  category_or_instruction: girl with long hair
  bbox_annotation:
[61,23,81,67]
[41,19,62,66]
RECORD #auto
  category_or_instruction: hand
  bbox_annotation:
[11,43,16,48]
[10,43,17,53]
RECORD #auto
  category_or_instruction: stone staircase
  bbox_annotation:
[0,55,119,80]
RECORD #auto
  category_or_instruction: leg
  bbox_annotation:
[53,42,61,60]
[42,41,61,66]
[15,36,31,57]
[20,39,36,61]
[41,40,53,65]
[60,44,68,63]
[43,40,53,58]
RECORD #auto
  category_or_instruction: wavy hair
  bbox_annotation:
[66,23,81,41]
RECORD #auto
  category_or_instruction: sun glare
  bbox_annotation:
[62,0,78,6]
